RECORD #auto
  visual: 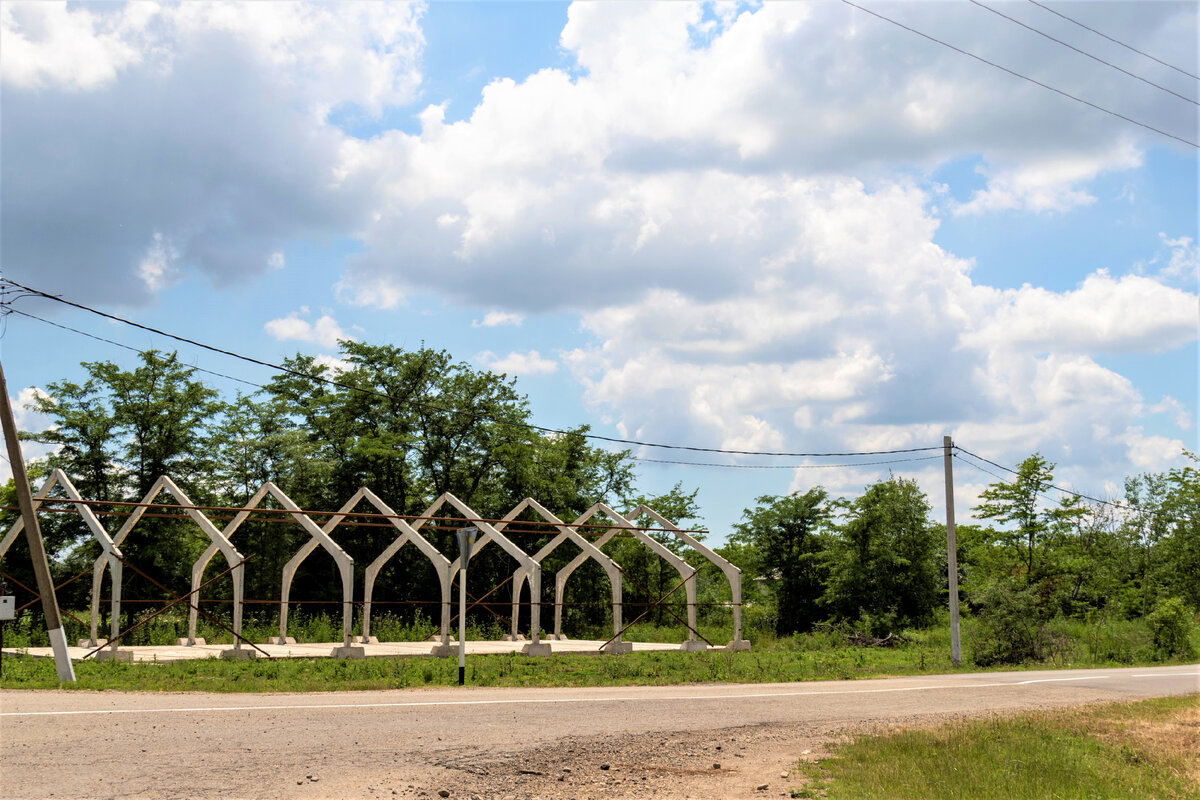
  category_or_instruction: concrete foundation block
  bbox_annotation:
[725,639,752,653]
[96,648,134,663]
[176,637,206,647]
[79,638,107,648]
[548,633,568,640]
[603,640,634,655]
[430,643,455,657]
[331,645,366,659]
[265,636,296,645]
[356,635,379,645]
[521,642,552,657]
[680,639,708,653]
[501,633,526,642]
[220,647,257,661]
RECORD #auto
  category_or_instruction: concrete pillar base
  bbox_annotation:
[430,643,456,657]
[220,647,257,661]
[331,645,366,659]
[265,636,296,645]
[680,639,708,653]
[603,640,633,655]
[548,634,569,640]
[356,635,379,645]
[96,648,134,662]
[176,637,206,646]
[502,633,526,641]
[725,639,751,652]
[79,638,107,648]
[522,642,552,657]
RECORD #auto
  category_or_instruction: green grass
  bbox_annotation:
[2,630,1197,693]
[795,695,1200,800]
[0,644,954,692]
[1,609,1196,693]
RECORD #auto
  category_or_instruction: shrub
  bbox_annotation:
[1146,597,1196,660]
[970,583,1053,666]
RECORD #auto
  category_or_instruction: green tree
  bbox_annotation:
[824,475,941,633]
[21,378,119,503]
[731,489,830,635]
[974,453,1084,583]
[1126,453,1200,612]
[22,350,224,599]
[93,351,223,497]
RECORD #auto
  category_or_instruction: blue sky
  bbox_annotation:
[2,1,1196,539]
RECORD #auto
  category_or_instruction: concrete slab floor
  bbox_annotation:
[2,638,693,663]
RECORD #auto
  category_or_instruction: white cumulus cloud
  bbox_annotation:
[264,310,353,350]
[472,311,524,328]
[477,349,558,376]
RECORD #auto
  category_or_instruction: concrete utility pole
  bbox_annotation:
[0,359,75,681]
[456,525,477,686]
[943,435,962,667]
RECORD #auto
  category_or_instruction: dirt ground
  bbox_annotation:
[313,715,932,800]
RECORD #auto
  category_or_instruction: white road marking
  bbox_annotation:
[1131,672,1200,678]
[4,672,1196,719]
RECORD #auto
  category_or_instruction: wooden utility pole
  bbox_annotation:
[943,435,962,667]
[0,359,75,681]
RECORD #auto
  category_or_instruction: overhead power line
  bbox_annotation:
[953,446,1197,524]
[632,454,945,470]
[839,0,1198,149]
[7,308,265,391]
[969,0,1197,106]
[0,277,942,460]
[1026,0,1199,81]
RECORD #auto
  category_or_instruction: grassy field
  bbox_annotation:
[1,615,1196,692]
[794,695,1200,800]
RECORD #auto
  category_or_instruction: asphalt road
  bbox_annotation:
[1,665,1196,800]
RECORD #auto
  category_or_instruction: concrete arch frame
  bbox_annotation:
[553,502,706,651]
[81,477,248,651]
[354,488,453,647]
[496,499,629,654]
[418,493,551,656]
[0,469,123,649]
[274,483,357,648]
[624,504,748,651]
[189,482,355,649]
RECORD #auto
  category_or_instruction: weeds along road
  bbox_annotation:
[2,665,1196,800]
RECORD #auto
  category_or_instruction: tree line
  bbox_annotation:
[724,452,1198,662]
[3,342,1197,660]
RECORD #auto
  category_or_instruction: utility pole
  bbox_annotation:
[0,359,75,681]
[943,435,961,667]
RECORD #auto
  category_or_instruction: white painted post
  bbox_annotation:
[456,525,476,685]
[943,435,962,667]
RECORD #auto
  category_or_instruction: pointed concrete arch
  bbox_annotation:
[0,469,123,648]
[554,502,704,650]
[624,504,748,651]
[77,476,248,650]
[418,493,550,655]
[270,484,356,648]
[190,482,356,649]
[353,488,453,646]
[495,499,628,653]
